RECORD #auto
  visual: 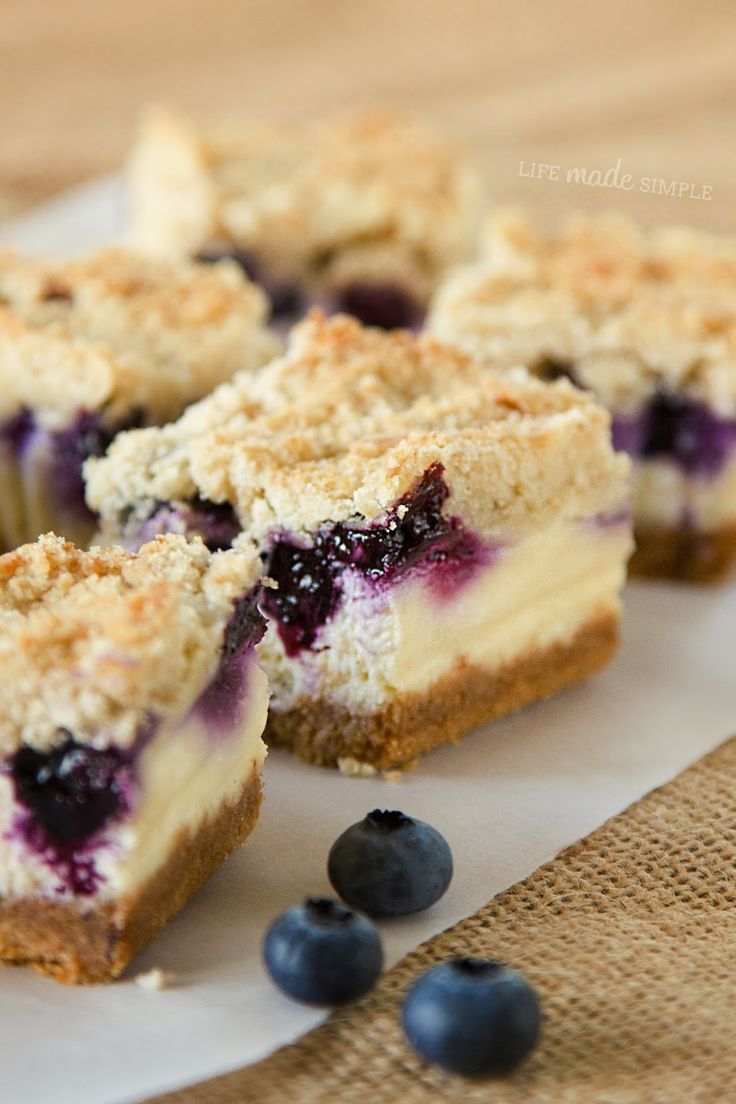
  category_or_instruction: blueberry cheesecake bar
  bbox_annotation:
[430,211,736,582]
[0,533,268,983]
[87,312,631,770]
[129,106,481,330]
[0,247,276,552]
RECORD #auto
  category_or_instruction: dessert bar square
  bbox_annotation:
[0,533,268,983]
[0,247,276,551]
[429,211,736,582]
[88,313,631,771]
[129,107,481,330]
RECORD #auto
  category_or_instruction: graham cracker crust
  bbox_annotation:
[0,766,263,985]
[266,610,619,770]
[631,523,736,583]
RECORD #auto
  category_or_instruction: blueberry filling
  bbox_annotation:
[2,406,143,523]
[181,496,242,552]
[333,282,422,330]
[193,587,266,730]
[141,496,241,552]
[0,408,36,456]
[195,248,305,324]
[532,364,736,478]
[3,736,135,895]
[612,392,736,477]
[267,283,306,324]
[261,463,491,656]
[10,739,128,842]
[50,409,144,520]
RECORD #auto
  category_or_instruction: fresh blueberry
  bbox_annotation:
[263,897,383,1005]
[328,809,453,918]
[402,958,541,1078]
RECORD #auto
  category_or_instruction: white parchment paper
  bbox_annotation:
[1,183,734,1104]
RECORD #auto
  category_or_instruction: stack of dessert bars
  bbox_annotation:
[1,106,732,984]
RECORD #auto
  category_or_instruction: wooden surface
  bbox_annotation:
[1,0,735,229]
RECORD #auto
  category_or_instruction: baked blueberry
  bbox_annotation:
[261,464,484,656]
[263,897,383,1005]
[402,958,541,1078]
[334,283,421,331]
[328,809,453,918]
[10,738,129,843]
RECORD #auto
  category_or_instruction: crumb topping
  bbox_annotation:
[429,210,736,414]
[0,533,261,754]
[87,311,630,543]
[129,107,481,294]
[0,247,276,427]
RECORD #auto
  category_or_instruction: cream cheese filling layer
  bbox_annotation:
[261,517,632,714]
[0,662,268,900]
[633,455,736,531]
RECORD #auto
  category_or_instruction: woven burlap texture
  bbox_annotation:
[151,736,736,1104]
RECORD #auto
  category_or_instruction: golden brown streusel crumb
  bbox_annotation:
[129,107,481,299]
[0,247,277,427]
[429,209,736,414]
[0,533,261,755]
[87,310,630,545]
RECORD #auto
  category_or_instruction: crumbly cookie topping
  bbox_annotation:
[0,247,276,427]
[0,533,261,753]
[87,311,630,543]
[429,210,736,414]
[129,107,481,295]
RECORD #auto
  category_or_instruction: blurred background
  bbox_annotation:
[1,0,735,228]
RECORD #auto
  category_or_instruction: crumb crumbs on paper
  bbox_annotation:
[337,757,405,782]
[383,770,403,784]
[135,968,171,991]
[338,757,378,778]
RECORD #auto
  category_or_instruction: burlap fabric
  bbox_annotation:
[151,736,736,1104]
